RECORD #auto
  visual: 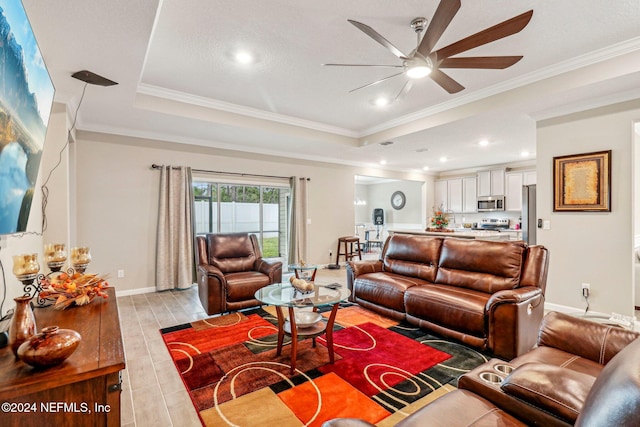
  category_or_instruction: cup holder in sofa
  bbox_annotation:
[479,372,504,384]
[494,364,515,375]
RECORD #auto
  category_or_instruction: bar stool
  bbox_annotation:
[335,236,362,267]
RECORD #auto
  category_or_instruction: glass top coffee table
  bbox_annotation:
[255,282,350,374]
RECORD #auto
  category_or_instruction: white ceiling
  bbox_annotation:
[22,0,640,173]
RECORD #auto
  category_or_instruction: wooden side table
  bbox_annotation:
[0,288,125,427]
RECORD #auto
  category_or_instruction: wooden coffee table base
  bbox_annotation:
[275,304,340,375]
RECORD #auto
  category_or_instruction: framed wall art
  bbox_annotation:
[553,150,611,212]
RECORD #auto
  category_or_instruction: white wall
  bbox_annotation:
[355,180,424,229]
[73,131,430,293]
[537,100,640,317]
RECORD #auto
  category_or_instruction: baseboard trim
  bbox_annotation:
[116,287,156,297]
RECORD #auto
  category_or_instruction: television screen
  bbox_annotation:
[0,0,55,235]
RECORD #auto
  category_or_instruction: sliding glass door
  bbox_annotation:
[193,181,290,259]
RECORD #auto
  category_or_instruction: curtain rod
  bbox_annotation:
[151,164,310,181]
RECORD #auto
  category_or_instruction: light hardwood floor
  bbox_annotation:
[117,265,352,427]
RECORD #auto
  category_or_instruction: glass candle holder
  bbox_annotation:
[71,247,92,273]
[12,254,40,279]
[44,243,67,271]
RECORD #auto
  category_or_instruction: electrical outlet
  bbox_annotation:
[582,283,590,297]
[117,269,125,278]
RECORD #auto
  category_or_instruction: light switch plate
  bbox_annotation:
[543,220,551,229]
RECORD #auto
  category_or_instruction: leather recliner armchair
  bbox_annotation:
[196,232,282,315]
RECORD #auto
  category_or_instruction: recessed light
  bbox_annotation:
[234,51,254,64]
[423,166,430,171]
[379,160,387,165]
[439,157,447,162]
[375,97,389,107]
[521,151,530,157]
[479,139,489,147]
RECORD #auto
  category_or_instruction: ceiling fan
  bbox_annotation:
[323,0,533,101]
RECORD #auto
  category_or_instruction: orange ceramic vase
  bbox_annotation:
[8,296,36,357]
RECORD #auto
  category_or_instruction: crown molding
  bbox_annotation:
[136,83,359,138]
[76,122,380,170]
[361,36,640,136]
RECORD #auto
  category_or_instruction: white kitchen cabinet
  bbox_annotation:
[434,180,448,211]
[505,170,536,211]
[477,171,491,196]
[462,177,477,213]
[477,169,505,196]
[435,177,476,213]
[523,170,536,185]
[505,172,524,211]
[448,179,463,213]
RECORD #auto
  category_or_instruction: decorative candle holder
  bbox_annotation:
[12,254,44,304]
[12,246,96,307]
[71,247,92,274]
[44,243,67,272]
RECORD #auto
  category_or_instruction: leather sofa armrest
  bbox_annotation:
[501,363,595,424]
[487,287,542,307]
[346,260,383,302]
[255,258,283,283]
[486,287,545,360]
[196,264,226,315]
[347,260,383,277]
[537,311,640,365]
[197,263,226,283]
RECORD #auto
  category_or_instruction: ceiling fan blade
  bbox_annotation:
[430,69,465,94]
[322,63,403,68]
[434,10,533,59]
[349,72,405,93]
[439,56,523,69]
[348,19,409,60]
[417,0,461,57]
[394,80,414,103]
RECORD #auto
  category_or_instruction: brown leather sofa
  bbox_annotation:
[323,311,640,427]
[347,234,549,359]
[196,232,282,315]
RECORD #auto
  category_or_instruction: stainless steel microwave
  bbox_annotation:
[477,196,505,212]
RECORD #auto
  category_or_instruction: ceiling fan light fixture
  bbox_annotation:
[234,51,254,64]
[374,97,389,107]
[404,55,433,79]
[406,65,431,79]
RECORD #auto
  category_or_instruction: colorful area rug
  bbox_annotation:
[160,304,490,426]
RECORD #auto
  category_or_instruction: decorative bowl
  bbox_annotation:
[294,311,322,328]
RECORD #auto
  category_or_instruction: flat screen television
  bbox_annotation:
[0,0,55,235]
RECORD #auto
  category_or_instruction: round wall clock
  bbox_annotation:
[391,191,406,210]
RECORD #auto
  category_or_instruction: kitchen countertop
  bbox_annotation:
[389,229,513,241]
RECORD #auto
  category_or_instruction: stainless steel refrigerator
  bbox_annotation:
[522,184,536,245]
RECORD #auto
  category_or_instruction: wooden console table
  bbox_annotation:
[0,287,125,427]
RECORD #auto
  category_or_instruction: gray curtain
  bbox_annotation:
[156,165,195,291]
[288,177,309,265]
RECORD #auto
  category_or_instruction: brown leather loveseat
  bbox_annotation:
[196,232,282,315]
[323,311,640,427]
[347,234,549,359]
